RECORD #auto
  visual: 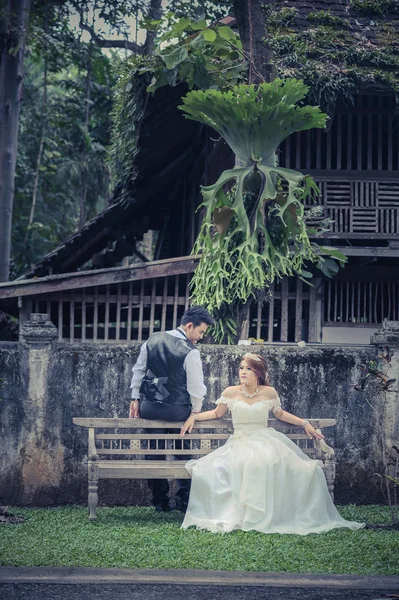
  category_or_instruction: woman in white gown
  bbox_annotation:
[180,353,364,535]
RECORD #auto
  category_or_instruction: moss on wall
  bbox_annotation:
[262,3,399,113]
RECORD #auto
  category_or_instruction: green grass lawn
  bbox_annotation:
[0,505,398,575]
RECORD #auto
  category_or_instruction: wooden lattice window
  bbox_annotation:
[324,280,399,325]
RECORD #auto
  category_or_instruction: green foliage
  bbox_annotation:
[109,58,149,193]
[264,6,297,27]
[179,80,345,342]
[12,1,182,276]
[346,46,399,68]
[208,316,238,346]
[137,16,248,93]
[165,0,232,24]
[263,6,399,115]
[110,13,248,198]
[350,0,399,14]
[307,10,347,27]
[11,13,120,276]
[297,64,357,116]
[0,505,397,574]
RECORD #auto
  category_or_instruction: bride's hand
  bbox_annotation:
[180,415,196,436]
[305,423,325,440]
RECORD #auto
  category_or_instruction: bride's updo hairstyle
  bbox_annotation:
[241,353,270,386]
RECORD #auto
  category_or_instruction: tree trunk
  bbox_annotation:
[142,0,163,56]
[0,0,31,282]
[79,26,93,230]
[25,36,48,247]
[233,0,276,84]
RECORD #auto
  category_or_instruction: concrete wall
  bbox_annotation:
[1,316,398,507]
[322,326,379,345]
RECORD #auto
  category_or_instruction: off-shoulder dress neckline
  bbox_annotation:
[219,395,279,408]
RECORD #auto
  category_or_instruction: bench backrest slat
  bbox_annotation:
[73,417,337,430]
[97,448,227,455]
[95,433,232,440]
[93,430,320,458]
[95,446,318,456]
[94,432,315,440]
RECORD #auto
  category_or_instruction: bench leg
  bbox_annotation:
[325,459,336,502]
[88,462,99,521]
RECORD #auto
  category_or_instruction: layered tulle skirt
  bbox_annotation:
[182,426,364,535]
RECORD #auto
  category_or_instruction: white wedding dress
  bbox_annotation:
[181,396,365,535]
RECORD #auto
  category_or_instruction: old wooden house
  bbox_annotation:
[1,0,399,345]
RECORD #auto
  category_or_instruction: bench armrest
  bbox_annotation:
[88,428,98,462]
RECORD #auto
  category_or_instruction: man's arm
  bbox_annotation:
[129,341,148,418]
[184,349,207,413]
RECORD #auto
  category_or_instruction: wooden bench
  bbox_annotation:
[73,417,337,521]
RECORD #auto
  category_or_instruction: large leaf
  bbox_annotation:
[318,246,347,262]
[179,80,327,166]
[191,19,207,31]
[201,29,217,42]
[162,46,188,70]
[173,17,191,32]
[218,26,237,42]
[318,258,340,278]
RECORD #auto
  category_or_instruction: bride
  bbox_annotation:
[180,353,364,535]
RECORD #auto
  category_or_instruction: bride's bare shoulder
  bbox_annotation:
[221,386,240,398]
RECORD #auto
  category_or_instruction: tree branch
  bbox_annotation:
[78,14,143,54]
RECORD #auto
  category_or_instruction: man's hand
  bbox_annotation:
[180,414,196,436]
[129,400,140,419]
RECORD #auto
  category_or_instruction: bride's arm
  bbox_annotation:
[180,403,228,436]
[274,407,324,440]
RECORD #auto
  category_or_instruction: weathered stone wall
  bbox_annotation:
[1,317,398,507]
[0,342,27,503]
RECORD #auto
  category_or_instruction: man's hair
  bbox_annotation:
[180,306,214,327]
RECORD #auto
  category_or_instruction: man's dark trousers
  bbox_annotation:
[140,400,192,510]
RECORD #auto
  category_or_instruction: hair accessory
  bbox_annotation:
[244,353,262,362]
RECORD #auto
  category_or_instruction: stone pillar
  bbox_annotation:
[19,314,64,503]
[20,313,58,347]
[371,320,399,444]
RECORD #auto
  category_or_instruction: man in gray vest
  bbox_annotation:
[129,306,214,512]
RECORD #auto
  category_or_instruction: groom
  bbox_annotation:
[129,306,214,512]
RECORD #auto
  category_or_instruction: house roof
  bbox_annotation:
[0,256,199,300]
[266,0,399,111]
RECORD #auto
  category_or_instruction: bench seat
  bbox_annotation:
[97,460,191,479]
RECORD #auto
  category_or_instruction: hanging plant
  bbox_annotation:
[179,78,346,342]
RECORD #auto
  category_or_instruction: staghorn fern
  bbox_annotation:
[179,79,346,342]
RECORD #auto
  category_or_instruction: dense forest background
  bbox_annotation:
[7,0,232,279]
